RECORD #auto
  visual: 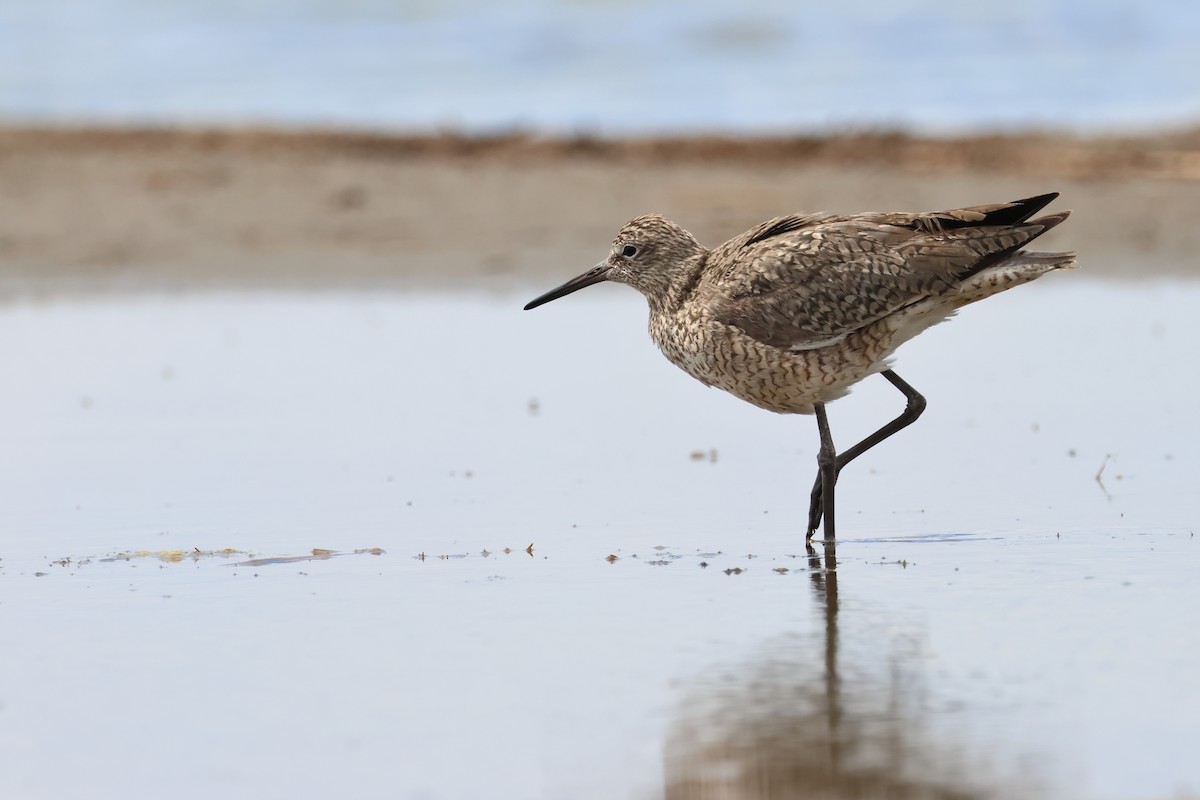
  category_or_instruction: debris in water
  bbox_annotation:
[1095,454,1114,499]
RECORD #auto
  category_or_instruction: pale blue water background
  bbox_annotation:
[1,282,1198,798]
[2,0,1198,133]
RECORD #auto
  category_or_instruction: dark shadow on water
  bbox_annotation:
[662,540,1040,800]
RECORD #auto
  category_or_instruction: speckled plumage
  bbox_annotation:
[548,194,1072,413]
[524,193,1075,537]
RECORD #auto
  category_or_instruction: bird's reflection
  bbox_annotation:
[808,539,844,779]
[663,539,1032,800]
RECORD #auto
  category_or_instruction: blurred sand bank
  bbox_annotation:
[2,125,1198,295]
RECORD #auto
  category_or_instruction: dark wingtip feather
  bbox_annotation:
[1008,192,1060,223]
[1028,210,1071,233]
[919,192,1062,232]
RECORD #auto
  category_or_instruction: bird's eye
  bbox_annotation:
[621,244,638,258]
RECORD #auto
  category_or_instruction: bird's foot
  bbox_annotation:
[807,479,824,535]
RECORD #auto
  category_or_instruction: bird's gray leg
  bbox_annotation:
[806,370,927,534]
[807,402,838,540]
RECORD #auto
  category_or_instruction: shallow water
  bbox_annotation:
[2,0,1199,132]
[1,281,1197,799]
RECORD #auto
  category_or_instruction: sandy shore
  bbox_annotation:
[2,125,1198,295]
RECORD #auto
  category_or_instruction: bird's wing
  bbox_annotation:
[705,194,1066,351]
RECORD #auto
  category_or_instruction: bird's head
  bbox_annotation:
[524,214,704,310]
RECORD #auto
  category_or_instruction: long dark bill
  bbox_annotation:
[523,264,610,310]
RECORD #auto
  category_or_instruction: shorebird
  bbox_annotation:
[524,193,1074,539]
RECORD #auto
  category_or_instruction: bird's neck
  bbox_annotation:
[645,252,709,315]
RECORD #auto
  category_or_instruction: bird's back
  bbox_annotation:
[698,193,1074,354]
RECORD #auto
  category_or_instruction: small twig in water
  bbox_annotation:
[1094,454,1113,499]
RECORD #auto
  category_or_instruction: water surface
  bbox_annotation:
[0,281,1196,799]
[3,0,1198,133]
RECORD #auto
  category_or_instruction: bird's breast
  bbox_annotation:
[647,307,895,414]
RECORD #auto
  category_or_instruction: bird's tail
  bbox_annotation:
[952,248,1076,309]
[1005,249,1078,272]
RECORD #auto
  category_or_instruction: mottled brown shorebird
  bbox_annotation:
[524,193,1074,539]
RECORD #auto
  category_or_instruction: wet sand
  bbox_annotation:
[2,125,1200,297]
